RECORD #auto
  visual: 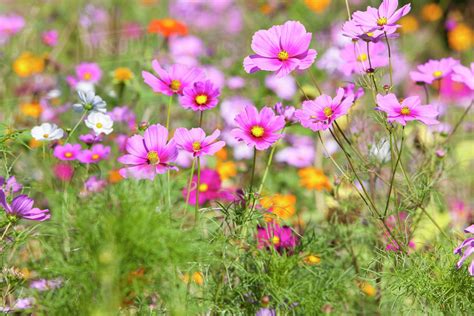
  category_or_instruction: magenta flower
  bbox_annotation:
[174,128,225,158]
[339,41,387,76]
[81,176,107,196]
[42,30,58,47]
[351,0,411,35]
[231,105,285,151]
[0,190,50,222]
[179,80,220,111]
[53,144,82,161]
[79,133,102,145]
[0,14,25,43]
[342,19,394,42]
[409,58,459,85]
[77,144,111,164]
[257,222,298,253]
[0,176,22,195]
[118,124,178,180]
[182,169,232,206]
[454,225,474,276]
[376,94,439,126]
[53,163,74,182]
[142,60,205,96]
[295,88,355,131]
[75,62,102,83]
[452,63,474,90]
[243,20,317,78]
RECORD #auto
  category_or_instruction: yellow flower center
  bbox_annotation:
[83,72,92,80]
[147,151,160,165]
[278,50,289,61]
[305,255,321,265]
[377,17,388,26]
[64,152,73,158]
[92,154,100,160]
[96,123,103,128]
[433,70,443,78]
[198,183,208,192]
[357,53,368,62]
[195,94,208,105]
[366,32,374,37]
[192,141,201,152]
[42,133,49,139]
[271,236,280,245]
[400,106,411,115]
[251,126,264,138]
[323,107,333,118]
[170,79,181,92]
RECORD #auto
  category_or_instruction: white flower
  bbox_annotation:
[31,123,64,141]
[85,112,113,135]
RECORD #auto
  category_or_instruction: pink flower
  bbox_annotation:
[179,80,220,111]
[452,63,474,90]
[231,106,285,151]
[182,169,232,206]
[118,124,178,180]
[339,41,387,76]
[257,222,298,253]
[454,225,474,276]
[141,60,205,96]
[75,62,102,83]
[174,128,225,158]
[81,176,107,196]
[0,14,25,43]
[409,58,459,85]
[53,163,74,181]
[42,30,58,47]
[53,144,82,161]
[77,144,111,164]
[295,88,354,131]
[243,21,317,78]
[0,190,50,222]
[342,19,395,42]
[376,94,439,126]
[351,0,411,35]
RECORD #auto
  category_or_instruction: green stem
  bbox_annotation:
[166,95,173,129]
[65,111,87,143]
[199,111,204,128]
[257,128,285,195]
[195,157,201,224]
[366,41,378,94]
[383,127,404,217]
[1,222,12,241]
[249,148,257,195]
[185,158,196,208]
[384,32,393,90]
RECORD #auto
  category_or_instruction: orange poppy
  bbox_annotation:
[148,18,187,37]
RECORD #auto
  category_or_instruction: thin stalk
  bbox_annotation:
[1,222,12,241]
[65,111,87,143]
[257,128,285,195]
[195,157,201,223]
[383,127,404,217]
[445,100,472,144]
[309,70,322,95]
[366,41,378,94]
[249,148,257,195]
[384,32,393,90]
[423,83,430,104]
[166,95,173,129]
[185,158,196,208]
[198,111,204,128]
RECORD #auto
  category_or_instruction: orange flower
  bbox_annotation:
[260,194,296,220]
[303,254,321,265]
[304,0,331,13]
[13,52,45,77]
[215,147,228,161]
[148,18,187,37]
[20,102,42,118]
[399,15,419,34]
[298,167,331,191]
[108,169,124,184]
[29,138,42,149]
[181,272,204,286]
[113,67,134,83]
[358,281,377,297]
[217,161,237,181]
[421,3,443,22]
[448,23,473,52]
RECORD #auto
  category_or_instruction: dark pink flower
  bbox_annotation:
[179,80,220,111]
[174,128,225,158]
[452,63,474,90]
[42,30,58,47]
[231,105,285,151]
[53,144,82,161]
[77,144,111,164]
[53,163,74,181]
[243,21,317,78]
[182,169,232,206]
[257,222,298,253]
[454,225,474,276]
[376,94,439,126]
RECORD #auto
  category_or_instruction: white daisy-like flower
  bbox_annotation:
[85,112,113,135]
[31,123,64,141]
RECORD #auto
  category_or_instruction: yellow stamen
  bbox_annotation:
[83,72,92,80]
[96,123,103,128]
[357,53,368,62]
[92,154,100,160]
[271,236,280,245]
[366,32,374,37]
[323,107,333,118]
[195,94,208,105]
[400,106,411,115]
[147,151,160,164]
[64,152,73,158]
[251,126,264,138]
[42,133,49,139]
[433,70,443,78]
[278,50,289,61]
[198,183,208,192]
[170,79,181,92]
[377,17,388,26]
[192,141,201,152]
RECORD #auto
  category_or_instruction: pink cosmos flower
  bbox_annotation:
[141,60,205,96]
[339,41,387,76]
[42,30,58,47]
[454,225,474,276]
[77,144,111,164]
[79,133,102,145]
[231,105,285,151]
[174,128,225,158]
[452,63,474,90]
[53,144,82,161]
[376,94,439,126]
[81,176,107,196]
[182,169,232,206]
[409,58,459,85]
[179,80,220,111]
[53,163,74,182]
[77,62,102,83]
[342,19,396,42]
[243,20,317,78]
[257,222,298,253]
[351,0,411,35]
[0,176,22,195]
[118,124,178,180]
[0,14,25,43]
[0,189,50,222]
[295,88,355,131]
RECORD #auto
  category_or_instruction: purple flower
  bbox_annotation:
[182,169,232,206]
[231,106,285,151]
[174,128,225,158]
[0,176,22,195]
[376,94,439,126]
[77,144,111,164]
[220,97,254,126]
[265,75,297,100]
[339,41,387,76]
[79,133,102,145]
[452,63,474,90]
[30,278,62,291]
[454,225,474,276]
[273,102,296,124]
[342,19,394,42]
[42,30,58,47]
[244,21,317,77]
[0,190,50,221]
[351,0,411,35]
[118,124,178,180]
[81,176,107,195]
[53,143,82,161]
[409,58,460,85]
[256,308,276,316]
[276,144,315,168]
[179,80,220,111]
[295,88,354,131]
[142,60,205,96]
[257,222,298,253]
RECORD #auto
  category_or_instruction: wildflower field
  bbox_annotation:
[1,0,474,314]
